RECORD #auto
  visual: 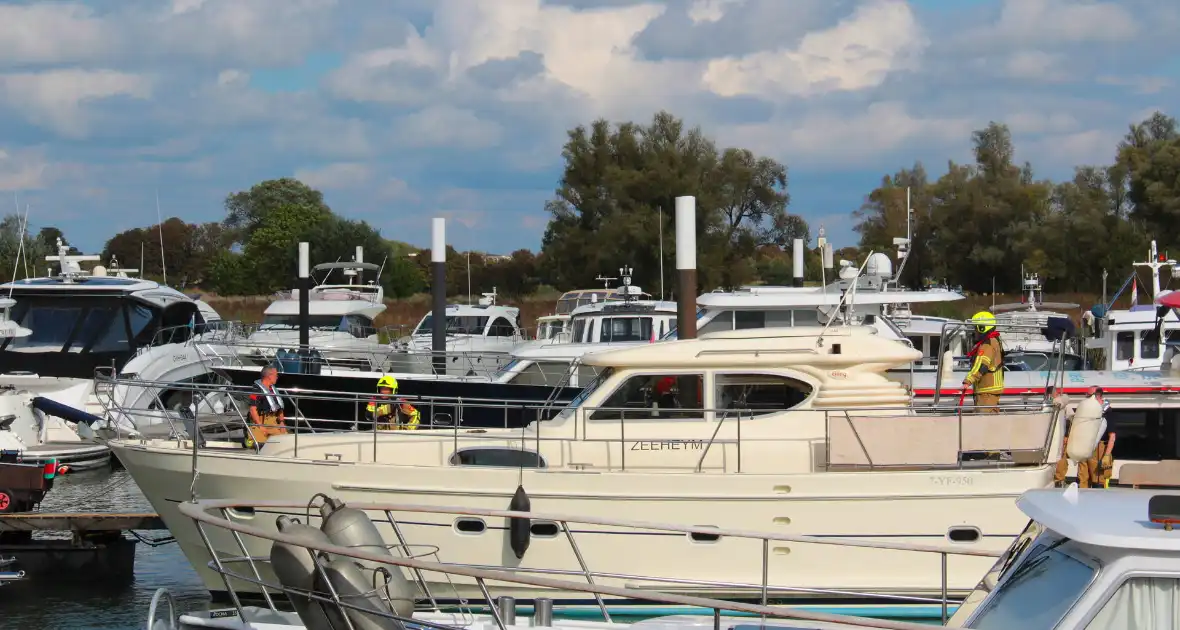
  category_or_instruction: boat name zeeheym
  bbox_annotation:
[630,440,706,451]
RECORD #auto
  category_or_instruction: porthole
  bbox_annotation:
[455,518,486,534]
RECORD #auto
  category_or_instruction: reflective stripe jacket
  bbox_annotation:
[965,336,1004,394]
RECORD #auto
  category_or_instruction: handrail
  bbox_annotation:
[181,498,997,630]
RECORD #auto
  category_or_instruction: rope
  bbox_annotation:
[127,529,177,547]
[64,473,135,512]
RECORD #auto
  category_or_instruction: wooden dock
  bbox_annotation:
[0,512,165,532]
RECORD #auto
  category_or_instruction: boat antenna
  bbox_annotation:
[595,273,617,289]
[817,251,873,348]
[376,255,387,283]
[8,202,30,296]
[155,189,167,284]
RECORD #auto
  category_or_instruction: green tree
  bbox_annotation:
[540,111,804,293]
[223,178,331,243]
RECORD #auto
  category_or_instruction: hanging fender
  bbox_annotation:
[315,557,405,630]
[508,484,531,560]
[318,496,415,617]
[270,516,336,630]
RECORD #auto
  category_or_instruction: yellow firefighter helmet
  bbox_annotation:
[376,375,398,392]
[970,311,997,334]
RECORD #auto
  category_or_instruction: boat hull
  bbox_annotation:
[112,440,1048,607]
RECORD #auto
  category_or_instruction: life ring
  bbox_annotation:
[0,489,14,513]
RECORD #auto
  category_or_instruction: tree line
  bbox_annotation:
[0,110,1174,299]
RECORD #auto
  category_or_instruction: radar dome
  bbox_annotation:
[91,265,107,277]
[865,252,893,278]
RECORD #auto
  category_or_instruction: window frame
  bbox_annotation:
[448,446,547,469]
[712,371,816,418]
[587,370,710,422]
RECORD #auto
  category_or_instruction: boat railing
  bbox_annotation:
[98,375,1059,475]
[182,496,1005,628]
[932,321,1070,405]
[148,319,250,349]
[189,337,513,381]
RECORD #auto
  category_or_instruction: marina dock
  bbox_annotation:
[0,512,168,583]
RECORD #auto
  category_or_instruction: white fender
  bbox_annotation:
[1066,397,1106,462]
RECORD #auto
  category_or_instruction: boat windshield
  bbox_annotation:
[1,298,158,354]
[493,358,524,381]
[259,315,344,331]
[557,367,614,419]
[415,315,488,336]
[964,536,1095,630]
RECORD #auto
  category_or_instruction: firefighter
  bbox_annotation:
[366,375,420,431]
[245,365,287,448]
[962,311,1004,413]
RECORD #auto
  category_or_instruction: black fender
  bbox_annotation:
[508,485,531,559]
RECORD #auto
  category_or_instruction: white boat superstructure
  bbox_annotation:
[0,239,227,443]
[535,275,653,342]
[109,325,1063,606]
[393,290,525,376]
[244,256,386,370]
[1085,240,1180,371]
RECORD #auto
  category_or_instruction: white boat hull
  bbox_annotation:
[112,438,1051,605]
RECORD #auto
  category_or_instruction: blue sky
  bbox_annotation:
[0,0,1177,256]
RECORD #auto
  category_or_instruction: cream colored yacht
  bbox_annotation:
[107,326,1061,606]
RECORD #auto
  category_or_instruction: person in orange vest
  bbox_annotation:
[245,366,287,448]
[962,311,1004,413]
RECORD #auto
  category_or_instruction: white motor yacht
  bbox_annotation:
[110,325,1061,605]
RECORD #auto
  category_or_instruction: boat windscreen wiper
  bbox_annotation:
[1000,537,1070,586]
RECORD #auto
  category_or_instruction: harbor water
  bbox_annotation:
[0,468,210,630]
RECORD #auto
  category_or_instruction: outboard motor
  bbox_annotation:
[319,496,415,617]
[270,516,335,630]
[1066,397,1107,462]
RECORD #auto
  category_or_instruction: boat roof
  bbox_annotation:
[511,341,645,360]
[419,303,520,318]
[697,287,963,308]
[580,326,921,370]
[1019,488,1180,552]
[0,276,201,310]
[570,300,679,317]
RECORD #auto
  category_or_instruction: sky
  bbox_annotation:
[0,0,1177,256]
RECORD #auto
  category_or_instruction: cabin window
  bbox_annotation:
[1116,332,1134,361]
[906,336,923,353]
[344,314,376,338]
[590,373,704,420]
[130,304,157,343]
[1140,330,1161,359]
[488,317,516,337]
[1085,576,1180,629]
[415,315,488,335]
[734,310,765,330]
[7,305,84,352]
[4,300,151,355]
[261,314,343,330]
[572,319,587,343]
[790,309,820,326]
[602,317,652,342]
[574,363,602,385]
[449,447,546,468]
[714,374,813,416]
[513,361,572,386]
[699,311,734,335]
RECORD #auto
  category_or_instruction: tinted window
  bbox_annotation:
[591,373,704,420]
[699,311,733,335]
[969,544,1095,630]
[512,361,571,386]
[261,314,342,330]
[488,317,516,337]
[74,306,125,353]
[1117,332,1134,361]
[450,448,546,468]
[715,374,813,416]
[7,305,83,352]
[602,317,652,342]
[734,311,765,330]
[572,319,587,343]
[1141,331,1161,359]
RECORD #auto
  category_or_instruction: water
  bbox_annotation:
[0,468,210,630]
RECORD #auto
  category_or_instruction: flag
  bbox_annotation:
[649,325,656,343]
[1132,277,1139,307]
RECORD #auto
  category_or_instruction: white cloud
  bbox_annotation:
[1004,51,1065,81]
[393,106,504,149]
[702,0,926,98]
[0,70,151,137]
[991,0,1137,45]
[294,162,373,190]
[0,147,50,191]
[687,0,743,24]
[716,101,972,166]
[0,3,114,67]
